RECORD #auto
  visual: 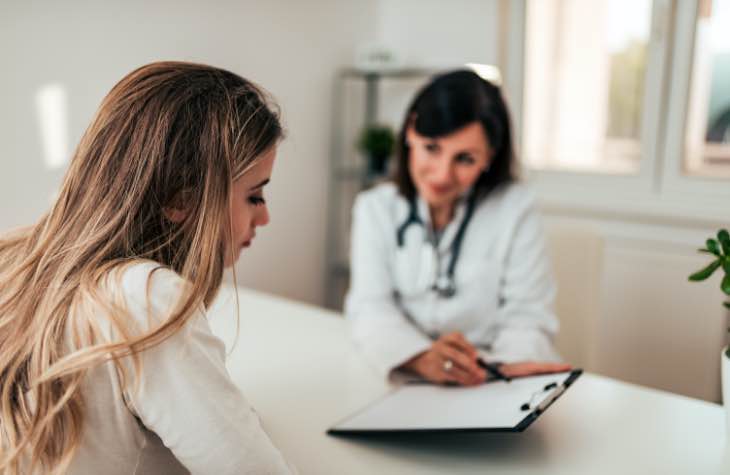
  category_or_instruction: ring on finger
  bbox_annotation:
[443,359,454,372]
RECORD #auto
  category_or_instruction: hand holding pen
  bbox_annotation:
[401,331,572,386]
[401,332,486,386]
[480,360,573,382]
[478,360,511,382]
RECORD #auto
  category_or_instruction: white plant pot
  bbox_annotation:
[720,347,730,441]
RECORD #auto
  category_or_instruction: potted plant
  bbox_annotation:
[357,124,395,177]
[688,228,730,431]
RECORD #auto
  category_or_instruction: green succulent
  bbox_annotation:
[688,228,730,312]
[357,125,396,159]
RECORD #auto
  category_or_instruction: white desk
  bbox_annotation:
[208,287,729,475]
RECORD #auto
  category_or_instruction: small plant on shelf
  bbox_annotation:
[357,124,395,176]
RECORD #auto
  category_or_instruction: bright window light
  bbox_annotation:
[465,63,502,86]
[35,83,69,170]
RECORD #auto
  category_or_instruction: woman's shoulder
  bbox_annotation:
[481,180,538,212]
[101,260,190,331]
[115,260,185,301]
[353,182,406,220]
[356,181,400,205]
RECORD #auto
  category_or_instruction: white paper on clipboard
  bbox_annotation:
[328,370,581,434]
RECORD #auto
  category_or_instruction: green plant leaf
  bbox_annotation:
[706,239,721,256]
[723,274,730,296]
[724,258,730,275]
[689,259,721,281]
[724,301,730,310]
[357,125,395,158]
[718,229,730,255]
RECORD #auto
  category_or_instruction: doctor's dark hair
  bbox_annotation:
[393,69,516,202]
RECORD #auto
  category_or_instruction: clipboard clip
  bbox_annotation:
[519,370,582,413]
[520,381,566,413]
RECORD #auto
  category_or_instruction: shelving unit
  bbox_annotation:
[324,66,435,310]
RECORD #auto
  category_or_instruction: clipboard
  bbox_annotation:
[328,369,582,435]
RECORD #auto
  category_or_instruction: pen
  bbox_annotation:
[478,359,511,382]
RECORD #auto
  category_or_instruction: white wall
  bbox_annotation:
[375,0,498,67]
[545,214,728,402]
[0,0,377,305]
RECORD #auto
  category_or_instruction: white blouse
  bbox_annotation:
[345,182,561,377]
[67,261,295,475]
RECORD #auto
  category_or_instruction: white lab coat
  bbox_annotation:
[344,181,561,377]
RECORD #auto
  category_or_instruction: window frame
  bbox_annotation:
[661,0,730,202]
[500,0,729,226]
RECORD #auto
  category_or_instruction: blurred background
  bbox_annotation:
[2,0,729,402]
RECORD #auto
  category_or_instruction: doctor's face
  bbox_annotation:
[406,121,492,210]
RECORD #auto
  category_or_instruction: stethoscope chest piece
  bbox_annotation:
[432,274,457,298]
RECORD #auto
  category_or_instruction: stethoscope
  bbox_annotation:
[395,194,477,298]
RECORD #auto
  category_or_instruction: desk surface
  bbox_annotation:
[208,287,729,475]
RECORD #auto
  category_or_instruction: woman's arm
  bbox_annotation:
[488,192,562,363]
[345,192,433,377]
[119,266,295,475]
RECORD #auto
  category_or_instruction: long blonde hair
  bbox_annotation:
[0,61,282,474]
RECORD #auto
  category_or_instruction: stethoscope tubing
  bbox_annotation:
[395,194,477,298]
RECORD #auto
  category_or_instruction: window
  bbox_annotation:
[684,0,730,177]
[501,0,730,222]
[522,0,653,174]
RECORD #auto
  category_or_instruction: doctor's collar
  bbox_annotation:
[411,186,476,224]
[397,189,477,247]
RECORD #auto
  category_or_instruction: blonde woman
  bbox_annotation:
[0,62,294,474]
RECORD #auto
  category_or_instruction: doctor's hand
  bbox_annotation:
[497,361,572,378]
[401,332,486,386]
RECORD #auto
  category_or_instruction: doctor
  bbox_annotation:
[345,69,571,386]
